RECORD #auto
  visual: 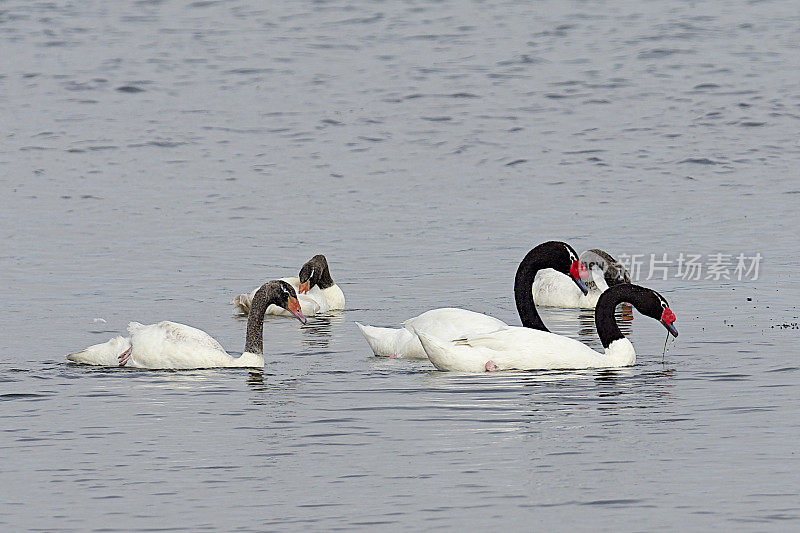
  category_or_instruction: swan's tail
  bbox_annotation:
[355,322,425,358]
[231,293,251,315]
[66,336,131,366]
[416,331,494,372]
[415,332,453,370]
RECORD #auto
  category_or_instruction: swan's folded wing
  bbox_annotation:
[451,328,533,351]
[231,287,260,314]
[298,293,323,315]
[404,308,508,341]
[532,269,583,307]
[303,286,329,313]
[148,321,226,352]
[453,327,575,352]
[454,327,602,370]
[452,326,511,345]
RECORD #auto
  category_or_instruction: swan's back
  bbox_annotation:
[131,321,225,352]
[127,321,241,369]
[420,327,602,372]
[321,284,345,310]
[533,268,578,305]
[404,308,507,341]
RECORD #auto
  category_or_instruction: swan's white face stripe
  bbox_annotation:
[278,283,293,299]
[564,243,578,263]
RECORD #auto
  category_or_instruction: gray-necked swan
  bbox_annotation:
[67,280,307,369]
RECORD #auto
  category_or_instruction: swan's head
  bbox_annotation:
[637,287,678,338]
[268,280,307,324]
[522,241,589,295]
[559,242,589,295]
[298,254,331,293]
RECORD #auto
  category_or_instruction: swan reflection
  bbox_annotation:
[299,312,345,347]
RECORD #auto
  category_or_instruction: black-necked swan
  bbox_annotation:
[532,248,631,308]
[232,254,345,317]
[355,241,589,359]
[67,280,307,369]
[415,283,678,372]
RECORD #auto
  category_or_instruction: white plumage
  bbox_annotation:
[356,308,508,359]
[233,279,345,317]
[532,265,610,308]
[66,321,264,369]
[533,248,631,309]
[416,329,635,373]
[413,283,677,373]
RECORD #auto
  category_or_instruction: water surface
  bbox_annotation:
[1,0,799,530]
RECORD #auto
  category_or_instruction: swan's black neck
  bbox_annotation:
[595,284,657,348]
[303,255,335,289]
[244,285,270,354]
[316,265,334,289]
[514,248,554,331]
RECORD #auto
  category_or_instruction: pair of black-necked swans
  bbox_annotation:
[67,255,345,369]
[356,241,677,372]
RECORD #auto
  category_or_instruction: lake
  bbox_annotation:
[1,0,799,530]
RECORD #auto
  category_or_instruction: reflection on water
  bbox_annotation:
[541,304,634,350]
[577,303,635,343]
[246,370,268,392]
[299,312,345,348]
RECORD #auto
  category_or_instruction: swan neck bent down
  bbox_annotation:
[596,285,657,348]
[514,248,551,331]
[244,285,270,354]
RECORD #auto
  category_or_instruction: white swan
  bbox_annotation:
[67,280,307,369]
[415,284,678,372]
[356,308,508,359]
[356,241,589,359]
[233,254,345,317]
[532,249,631,308]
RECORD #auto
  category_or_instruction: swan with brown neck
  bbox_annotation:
[67,280,306,369]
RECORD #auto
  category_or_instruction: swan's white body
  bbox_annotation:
[532,265,610,308]
[356,308,508,359]
[66,321,264,369]
[232,277,345,317]
[416,327,635,372]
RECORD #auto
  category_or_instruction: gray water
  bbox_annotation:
[2,0,799,530]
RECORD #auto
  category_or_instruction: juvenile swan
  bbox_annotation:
[233,254,345,317]
[67,280,307,369]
